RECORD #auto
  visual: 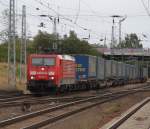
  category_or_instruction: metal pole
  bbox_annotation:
[53,18,58,51]
[20,5,26,82]
[118,16,127,79]
[110,18,115,77]
[53,18,57,35]
[118,16,127,45]
[120,20,123,64]
[111,18,115,49]
[8,0,16,89]
[119,21,121,44]
[110,15,122,49]
[104,36,106,47]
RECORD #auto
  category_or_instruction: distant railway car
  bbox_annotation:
[132,66,136,80]
[125,64,130,80]
[27,54,76,93]
[139,66,143,79]
[112,60,118,78]
[117,62,122,78]
[105,60,112,79]
[96,57,105,80]
[134,64,139,82]
[143,67,148,81]
[116,62,125,85]
[122,63,126,79]
[129,65,133,80]
[96,57,107,87]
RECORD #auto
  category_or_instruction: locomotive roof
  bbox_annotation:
[29,54,75,61]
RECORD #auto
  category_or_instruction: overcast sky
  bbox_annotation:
[0,0,150,48]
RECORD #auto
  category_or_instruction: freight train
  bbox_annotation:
[27,54,148,94]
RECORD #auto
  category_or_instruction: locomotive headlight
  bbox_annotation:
[30,71,36,75]
[31,76,35,80]
[50,76,54,80]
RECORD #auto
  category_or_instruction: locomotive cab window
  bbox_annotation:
[32,57,55,66]
[44,58,55,66]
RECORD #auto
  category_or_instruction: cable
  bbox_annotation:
[141,0,150,16]
[74,0,81,24]
[33,0,102,37]
[15,0,110,40]
[4,0,107,42]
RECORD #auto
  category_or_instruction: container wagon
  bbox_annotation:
[143,67,148,82]
[105,60,113,87]
[96,57,106,87]
[74,55,97,89]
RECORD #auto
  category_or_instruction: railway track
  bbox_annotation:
[0,83,149,108]
[0,95,96,108]
[0,86,150,129]
[0,91,23,97]
[0,95,32,102]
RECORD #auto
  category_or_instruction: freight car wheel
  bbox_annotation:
[96,83,100,89]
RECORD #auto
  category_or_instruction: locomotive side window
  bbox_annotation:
[32,57,55,66]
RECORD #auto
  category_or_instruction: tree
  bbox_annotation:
[32,30,99,56]
[117,33,143,48]
[0,36,21,62]
[33,30,58,53]
[61,31,99,55]
[0,9,9,42]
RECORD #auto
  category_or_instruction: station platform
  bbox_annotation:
[101,97,150,129]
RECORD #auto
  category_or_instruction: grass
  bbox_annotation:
[0,62,27,92]
[0,63,8,86]
[104,103,121,114]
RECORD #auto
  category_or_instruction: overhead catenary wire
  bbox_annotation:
[4,0,149,46]
[141,0,150,16]
[30,0,105,41]
[74,0,81,24]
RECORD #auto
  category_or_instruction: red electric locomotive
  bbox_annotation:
[27,54,76,93]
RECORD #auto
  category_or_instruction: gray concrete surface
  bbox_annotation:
[117,102,150,129]
[101,97,150,129]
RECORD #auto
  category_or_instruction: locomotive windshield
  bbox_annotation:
[32,57,55,66]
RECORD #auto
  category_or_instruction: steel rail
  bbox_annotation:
[0,95,97,108]
[0,95,32,102]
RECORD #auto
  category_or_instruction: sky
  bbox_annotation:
[0,0,150,48]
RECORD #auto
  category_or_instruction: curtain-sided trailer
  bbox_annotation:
[74,55,97,81]
[96,57,105,80]
[105,60,112,79]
